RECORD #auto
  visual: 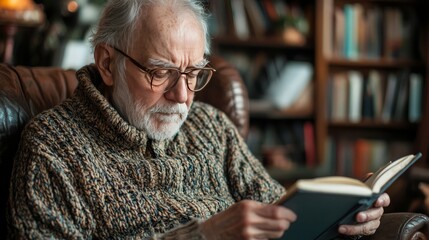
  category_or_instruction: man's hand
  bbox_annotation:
[338,193,390,236]
[200,200,296,240]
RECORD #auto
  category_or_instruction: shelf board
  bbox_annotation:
[327,121,419,140]
[213,36,314,51]
[249,100,314,120]
[250,111,314,121]
[328,58,425,69]
[335,0,423,5]
[328,120,418,129]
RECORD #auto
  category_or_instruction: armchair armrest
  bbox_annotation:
[362,213,429,240]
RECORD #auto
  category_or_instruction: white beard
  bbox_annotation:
[111,75,188,141]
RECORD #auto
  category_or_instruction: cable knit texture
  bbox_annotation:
[8,65,285,239]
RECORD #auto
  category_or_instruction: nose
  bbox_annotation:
[164,75,189,103]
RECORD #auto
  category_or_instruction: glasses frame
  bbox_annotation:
[112,46,216,92]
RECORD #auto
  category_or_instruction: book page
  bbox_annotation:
[365,154,416,193]
[294,176,373,196]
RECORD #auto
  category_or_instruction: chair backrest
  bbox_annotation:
[0,56,249,237]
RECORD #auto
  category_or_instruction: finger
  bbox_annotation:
[253,217,294,231]
[339,219,380,236]
[255,204,297,222]
[250,219,293,239]
[362,172,373,181]
[419,183,429,197]
[355,206,384,223]
[374,193,390,208]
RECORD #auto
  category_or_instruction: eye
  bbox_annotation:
[187,69,201,79]
[152,69,173,80]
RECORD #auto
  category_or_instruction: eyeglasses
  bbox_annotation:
[112,47,216,92]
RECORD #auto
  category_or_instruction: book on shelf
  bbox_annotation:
[330,72,348,121]
[409,73,423,122]
[329,138,413,178]
[332,4,417,60]
[335,138,354,176]
[343,4,358,59]
[393,71,410,121]
[243,0,266,37]
[347,71,363,122]
[208,0,226,36]
[353,139,372,178]
[366,7,383,59]
[265,61,313,110]
[303,121,315,167]
[361,75,375,120]
[381,72,400,122]
[333,6,345,58]
[275,152,422,240]
[329,69,421,123]
[230,0,250,39]
[366,70,385,120]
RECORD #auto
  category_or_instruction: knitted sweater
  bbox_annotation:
[8,65,285,239]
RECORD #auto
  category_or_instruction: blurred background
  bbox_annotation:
[1,0,429,214]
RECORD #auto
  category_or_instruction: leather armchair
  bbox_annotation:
[0,57,428,239]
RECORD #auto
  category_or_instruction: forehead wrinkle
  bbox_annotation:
[148,58,209,68]
[140,7,206,69]
[147,59,175,68]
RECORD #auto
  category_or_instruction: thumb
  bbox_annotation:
[419,183,429,197]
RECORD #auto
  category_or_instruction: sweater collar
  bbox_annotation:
[74,64,185,153]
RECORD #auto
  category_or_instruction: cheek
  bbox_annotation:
[186,93,195,108]
[126,79,164,107]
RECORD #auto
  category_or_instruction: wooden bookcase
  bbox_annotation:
[316,0,429,177]
[207,0,429,182]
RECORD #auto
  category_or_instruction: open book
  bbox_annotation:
[275,152,422,240]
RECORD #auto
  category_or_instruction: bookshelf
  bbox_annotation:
[317,0,429,178]
[208,0,318,180]
[207,0,429,182]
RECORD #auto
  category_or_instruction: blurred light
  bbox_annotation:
[0,0,33,10]
[67,1,79,13]
[0,0,44,25]
[0,0,45,64]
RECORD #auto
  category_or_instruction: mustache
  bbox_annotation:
[148,103,188,115]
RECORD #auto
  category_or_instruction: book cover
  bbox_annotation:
[353,139,371,178]
[393,71,410,121]
[348,71,364,122]
[366,7,382,59]
[408,73,423,122]
[344,4,358,59]
[331,72,348,121]
[243,0,266,37]
[303,121,315,167]
[333,6,345,57]
[381,73,399,122]
[361,75,375,120]
[265,61,313,109]
[367,70,385,120]
[275,153,422,240]
[230,0,250,39]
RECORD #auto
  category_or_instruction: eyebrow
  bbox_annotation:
[147,58,209,68]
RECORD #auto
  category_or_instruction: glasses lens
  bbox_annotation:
[152,68,213,92]
[192,69,212,91]
[151,69,180,88]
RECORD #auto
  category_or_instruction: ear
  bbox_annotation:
[94,44,114,86]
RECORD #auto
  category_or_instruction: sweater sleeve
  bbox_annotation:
[8,131,95,239]
[9,117,212,240]
[219,112,286,204]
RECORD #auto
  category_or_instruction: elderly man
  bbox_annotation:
[8,0,389,239]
